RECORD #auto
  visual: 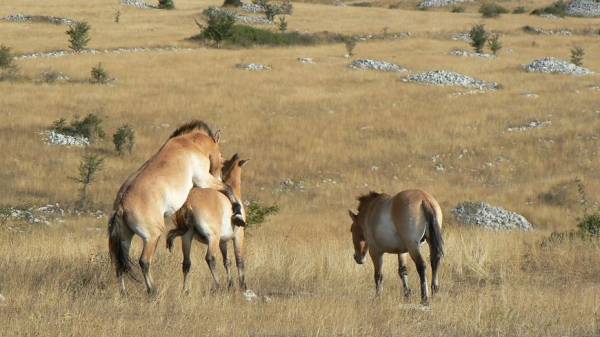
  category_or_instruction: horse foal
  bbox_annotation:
[167,154,248,292]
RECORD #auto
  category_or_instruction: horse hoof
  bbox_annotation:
[404,289,412,298]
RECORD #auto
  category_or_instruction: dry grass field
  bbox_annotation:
[1,0,600,336]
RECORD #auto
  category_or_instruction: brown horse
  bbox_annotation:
[348,190,444,305]
[108,121,245,295]
[166,154,248,292]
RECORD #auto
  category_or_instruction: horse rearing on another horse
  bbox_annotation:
[167,154,248,292]
[348,189,444,305]
[108,120,244,295]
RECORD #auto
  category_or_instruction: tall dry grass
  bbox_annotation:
[1,0,600,336]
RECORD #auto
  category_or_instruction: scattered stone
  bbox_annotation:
[521,92,539,99]
[16,46,195,60]
[525,57,593,76]
[349,59,406,72]
[43,130,90,147]
[450,90,485,97]
[523,25,572,36]
[241,2,266,13]
[406,70,499,90]
[566,0,600,17]
[278,178,305,192]
[449,49,494,58]
[235,15,273,25]
[243,289,258,302]
[236,63,271,71]
[121,0,152,8]
[589,85,600,91]
[1,14,78,25]
[297,57,315,64]
[506,120,551,132]
[539,13,563,19]
[450,32,471,42]
[453,201,533,231]
[418,0,469,8]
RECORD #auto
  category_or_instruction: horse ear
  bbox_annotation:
[214,129,221,143]
[348,210,357,221]
[239,159,249,167]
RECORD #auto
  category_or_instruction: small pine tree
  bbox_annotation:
[114,9,121,23]
[113,125,135,155]
[469,24,489,53]
[72,153,104,209]
[571,46,584,66]
[66,22,91,52]
[198,10,236,48]
[0,45,15,70]
[488,33,502,55]
[158,0,175,9]
[90,63,109,84]
[277,16,287,32]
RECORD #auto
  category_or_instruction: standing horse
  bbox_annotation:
[348,190,444,305]
[108,121,245,295]
[166,154,248,292]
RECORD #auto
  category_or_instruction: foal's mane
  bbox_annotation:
[169,120,215,141]
[357,191,383,212]
[221,153,240,182]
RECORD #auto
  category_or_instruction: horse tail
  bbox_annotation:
[422,200,444,259]
[108,208,138,281]
[166,212,188,252]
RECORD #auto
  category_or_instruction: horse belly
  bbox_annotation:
[163,183,194,216]
[372,210,406,253]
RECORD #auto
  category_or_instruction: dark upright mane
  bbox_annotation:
[357,191,383,212]
[169,120,215,140]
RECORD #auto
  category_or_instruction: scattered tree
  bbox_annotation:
[277,16,287,32]
[479,2,509,17]
[113,125,135,155]
[66,22,91,52]
[90,63,110,84]
[114,9,121,23]
[571,46,584,66]
[222,0,242,6]
[158,0,175,9]
[72,153,104,209]
[469,24,489,53]
[344,37,357,57]
[0,45,16,70]
[197,9,236,48]
[488,33,502,55]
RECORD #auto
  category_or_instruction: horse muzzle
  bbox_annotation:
[354,253,366,265]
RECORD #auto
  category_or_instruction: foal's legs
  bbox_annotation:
[139,233,161,295]
[370,251,384,296]
[205,238,220,289]
[408,248,429,305]
[398,253,412,298]
[219,240,234,289]
[233,229,246,290]
[428,241,442,295]
[181,230,194,293]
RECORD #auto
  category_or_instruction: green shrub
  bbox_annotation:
[488,33,502,55]
[579,213,600,237]
[246,201,279,228]
[225,25,318,47]
[512,6,527,13]
[479,3,509,17]
[198,9,236,48]
[570,46,584,66]
[450,5,465,12]
[531,0,567,17]
[90,63,109,84]
[66,22,91,52]
[114,9,121,23]
[71,153,104,209]
[51,113,105,144]
[277,16,287,32]
[0,45,15,70]
[469,24,489,53]
[223,0,242,6]
[113,125,135,155]
[158,0,175,9]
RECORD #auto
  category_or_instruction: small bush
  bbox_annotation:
[90,63,109,84]
[198,9,236,48]
[479,3,509,17]
[571,46,584,66]
[66,22,91,52]
[0,45,16,70]
[223,0,242,6]
[512,6,527,13]
[158,0,175,9]
[344,37,357,57]
[277,16,287,32]
[114,9,121,23]
[579,213,600,237]
[469,24,488,53]
[531,0,567,17]
[450,6,465,12]
[224,25,318,47]
[113,125,135,155]
[488,33,502,55]
[51,113,105,144]
[71,153,104,209]
[246,201,279,228]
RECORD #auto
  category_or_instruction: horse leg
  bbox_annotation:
[139,234,161,295]
[428,241,442,295]
[233,229,246,290]
[370,251,384,296]
[408,248,429,305]
[205,239,220,290]
[220,240,233,289]
[181,230,194,293]
[398,252,412,298]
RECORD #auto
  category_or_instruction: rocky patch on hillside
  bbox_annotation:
[525,57,593,75]
[453,202,533,230]
[406,70,499,90]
